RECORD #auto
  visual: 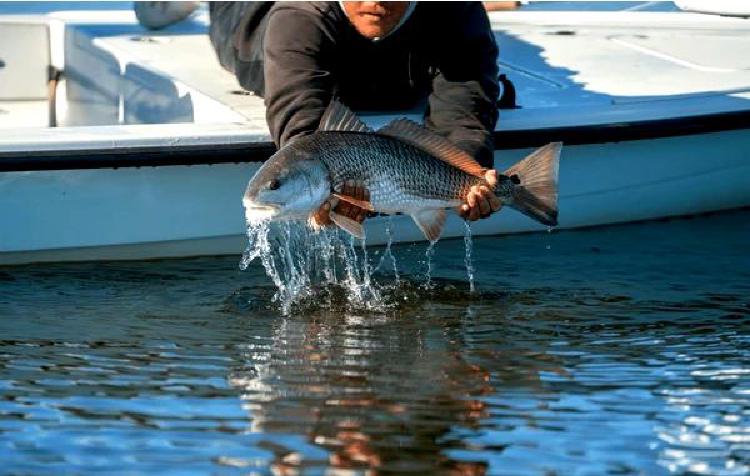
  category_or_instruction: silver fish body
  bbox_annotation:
[286,131,514,214]
[243,101,560,241]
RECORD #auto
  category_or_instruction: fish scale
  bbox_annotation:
[291,131,486,212]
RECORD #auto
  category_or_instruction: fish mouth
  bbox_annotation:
[243,200,281,223]
[244,203,279,211]
[242,196,280,211]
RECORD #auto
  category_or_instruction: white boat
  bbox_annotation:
[1,4,749,265]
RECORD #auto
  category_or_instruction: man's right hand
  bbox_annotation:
[458,169,503,221]
[313,180,370,226]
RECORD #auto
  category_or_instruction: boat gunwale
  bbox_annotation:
[1,107,750,172]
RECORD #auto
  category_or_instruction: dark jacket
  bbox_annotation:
[210,2,499,167]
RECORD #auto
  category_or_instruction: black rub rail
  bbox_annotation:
[2,109,750,172]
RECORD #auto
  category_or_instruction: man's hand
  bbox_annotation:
[459,169,503,221]
[313,180,370,226]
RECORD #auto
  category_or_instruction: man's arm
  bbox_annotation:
[263,7,334,147]
[263,6,367,226]
[424,3,500,169]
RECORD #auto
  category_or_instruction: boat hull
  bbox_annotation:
[2,128,749,265]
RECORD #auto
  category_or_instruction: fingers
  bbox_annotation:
[355,180,365,201]
[313,197,336,226]
[466,187,477,209]
[485,169,498,188]
[329,196,339,212]
[478,186,491,217]
[458,204,470,219]
[333,180,369,224]
[358,183,370,223]
[462,184,503,222]
[489,195,503,212]
[336,180,356,219]
[464,186,481,221]
[468,204,480,221]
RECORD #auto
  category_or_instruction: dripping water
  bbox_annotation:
[241,218,388,314]
[546,225,554,250]
[373,216,399,282]
[464,221,475,293]
[340,235,384,310]
[423,241,436,290]
[241,216,485,313]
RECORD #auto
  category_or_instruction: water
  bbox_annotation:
[465,222,476,293]
[373,216,400,282]
[242,220,390,314]
[1,210,749,474]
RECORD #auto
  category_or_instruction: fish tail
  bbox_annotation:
[504,142,562,226]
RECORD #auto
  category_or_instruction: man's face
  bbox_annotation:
[341,1,410,40]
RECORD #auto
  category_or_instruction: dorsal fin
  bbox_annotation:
[377,119,487,178]
[319,100,373,133]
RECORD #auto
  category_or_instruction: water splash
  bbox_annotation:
[339,235,384,310]
[241,219,315,313]
[464,222,475,293]
[240,215,490,313]
[241,218,388,314]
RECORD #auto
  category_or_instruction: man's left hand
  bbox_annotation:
[459,169,503,221]
[312,180,370,227]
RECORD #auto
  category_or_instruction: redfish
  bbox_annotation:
[243,101,561,241]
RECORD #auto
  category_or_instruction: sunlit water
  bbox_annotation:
[1,210,749,475]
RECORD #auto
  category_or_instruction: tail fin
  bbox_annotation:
[503,142,562,226]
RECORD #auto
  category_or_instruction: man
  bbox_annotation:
[138,1,503,222]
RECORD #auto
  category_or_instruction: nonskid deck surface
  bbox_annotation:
[2,5,750,134]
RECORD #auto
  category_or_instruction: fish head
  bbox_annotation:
[243,149,330,224]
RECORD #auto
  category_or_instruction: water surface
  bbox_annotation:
[1,210,749,475]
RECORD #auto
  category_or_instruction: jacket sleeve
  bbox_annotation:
[424,3,499,168]
[263,8,334,148]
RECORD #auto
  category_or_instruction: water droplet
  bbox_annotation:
[464,222,476,293]
[373,216,399,282]
[423,241,436,290]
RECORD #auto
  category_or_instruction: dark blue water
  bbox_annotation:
[1,210,749,475]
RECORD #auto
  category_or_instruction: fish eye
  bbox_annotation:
[268,179,280,191]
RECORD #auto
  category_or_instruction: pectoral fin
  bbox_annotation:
[330,211,365,240]
[410,209,447,243]
[332,193,375,211]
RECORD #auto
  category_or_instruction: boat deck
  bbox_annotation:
[3,6,750,149]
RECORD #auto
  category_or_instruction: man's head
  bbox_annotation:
[341,2,411,40]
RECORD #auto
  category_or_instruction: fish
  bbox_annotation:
[243,100,561,242]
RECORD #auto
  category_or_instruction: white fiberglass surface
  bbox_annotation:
[492,12,750,113]
[2,4,750,133]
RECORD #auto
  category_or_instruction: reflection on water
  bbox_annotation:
[1,210,749,474]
